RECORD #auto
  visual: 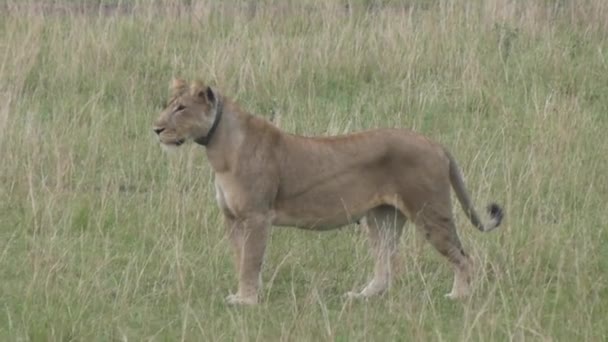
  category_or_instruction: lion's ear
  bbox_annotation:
[170,78,188,96]
[203,86,216,105]
[194,83,216,106]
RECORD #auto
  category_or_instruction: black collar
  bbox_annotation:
[194,99,223,146]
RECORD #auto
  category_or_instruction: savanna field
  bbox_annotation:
[1,0,608,340]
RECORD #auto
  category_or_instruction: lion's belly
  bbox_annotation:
[272,183,385,230]
[272,207,366,230]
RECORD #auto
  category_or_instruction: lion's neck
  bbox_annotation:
[204,100,250,173]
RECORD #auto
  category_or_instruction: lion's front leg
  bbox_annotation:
[224,214,243,279]
[225,214,270,306]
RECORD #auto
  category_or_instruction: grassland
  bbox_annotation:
[1,0,607,340]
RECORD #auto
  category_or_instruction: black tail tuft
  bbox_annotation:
[487,202,504,228]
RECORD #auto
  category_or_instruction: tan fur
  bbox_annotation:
[152,78,503,305]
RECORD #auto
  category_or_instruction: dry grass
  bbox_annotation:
[1,0,607,340]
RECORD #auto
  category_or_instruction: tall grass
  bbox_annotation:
[1,0,607,340]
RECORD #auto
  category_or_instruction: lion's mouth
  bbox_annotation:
[159,138,186,147]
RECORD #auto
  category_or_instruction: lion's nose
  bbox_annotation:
[153,127,165,135]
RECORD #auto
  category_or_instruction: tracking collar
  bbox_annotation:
[194,99,223,146]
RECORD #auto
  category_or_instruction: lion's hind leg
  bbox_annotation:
[415,207,473,299]
[346,205,406,299]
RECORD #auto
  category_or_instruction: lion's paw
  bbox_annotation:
[444,291,468,300]
[344,291,366,300]
[225,293,258,305]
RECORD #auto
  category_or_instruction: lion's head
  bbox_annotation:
[152,78,220,147]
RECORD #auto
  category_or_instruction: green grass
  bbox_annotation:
[1,0,608,340]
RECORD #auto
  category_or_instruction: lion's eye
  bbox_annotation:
[176,104,186,112]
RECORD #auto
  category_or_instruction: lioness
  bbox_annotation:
[152,78,503,305]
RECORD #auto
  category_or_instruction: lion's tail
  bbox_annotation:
[445,150,503,232]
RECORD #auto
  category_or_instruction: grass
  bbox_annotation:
[1,0,608,340]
